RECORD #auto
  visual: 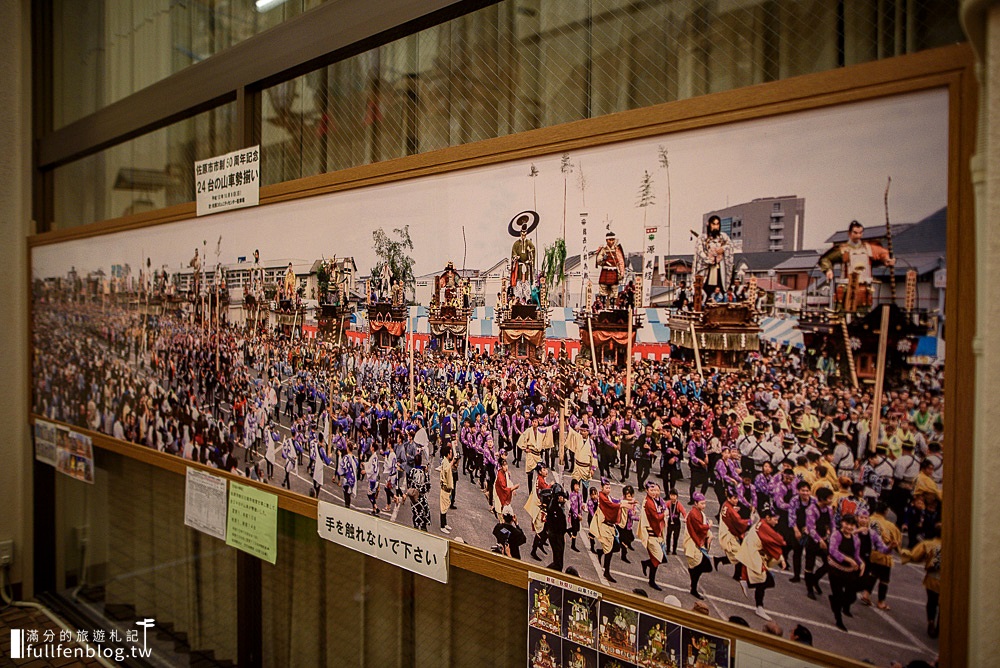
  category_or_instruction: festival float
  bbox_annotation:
[427,261,471,355]
[598,605,638,663]
[497,211,550,362]
[796,193,924,387]
[686,634,723,668]
[529,634,559,668]
[565,597,597,646]
[565,645,591,668]
[269,261,308,338]
[528,586,562,635]
[315,256,357,345]
[667,273,761,371]
[366,263,408,350]
[574,227,643,368]
[637,622,679,668]
[667,216,761,371]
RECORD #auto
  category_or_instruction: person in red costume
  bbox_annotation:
[684,491,714,600]
[529,463,553,560]
[589,477,636,583]
[639,481,667,591]
[714,487,751,583]
[736,503,787,620]
[493,457,519,514]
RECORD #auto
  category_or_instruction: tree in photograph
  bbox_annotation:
[636,169,656,224]
[316,256,342,304]
[542,238,567,306]
[371,226,416,301]
[316,261,331,300]
[577,161,588,207]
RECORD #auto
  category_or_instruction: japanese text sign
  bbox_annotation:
[195,146,260,216]
[226,481,278,563]
[317,500,449,583]
[185,468,228,542]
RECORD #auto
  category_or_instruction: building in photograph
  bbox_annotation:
[703,196,806,253]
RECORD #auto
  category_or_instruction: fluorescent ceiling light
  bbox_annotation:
[255,0,288,12]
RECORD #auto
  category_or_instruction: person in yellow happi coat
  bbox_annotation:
[518,415,553,493]
[438,446,456,534]
[735,503,786,620]
[565,422,595,492]
[914,459,941,501]
[901,524,942,638]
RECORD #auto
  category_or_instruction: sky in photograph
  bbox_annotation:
[33,88,949,281]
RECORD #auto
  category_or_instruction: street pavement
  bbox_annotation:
[135,352,937,667]
[240,416,937,666]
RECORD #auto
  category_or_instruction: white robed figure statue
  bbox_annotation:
[693,215,735,300]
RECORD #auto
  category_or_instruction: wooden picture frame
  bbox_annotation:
[28,43,976,668]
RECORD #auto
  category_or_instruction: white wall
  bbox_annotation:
[0,0,32,593]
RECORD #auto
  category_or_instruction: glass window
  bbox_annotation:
[261,511,526,666]
[261,0,963,188]
[53,0,326,129]
[55,451,239,663]
[53,104,237,229]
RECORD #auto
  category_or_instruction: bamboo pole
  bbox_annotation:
[409,327,415,409]
[884,177,896,303]
[841,317,859,389]
[689,322,703,377]
[216,276,222,373]
[586,315,598,375]
[562,178,567,307]
[869,305,892,453]
[559,400,567,473]
[625,312,634,407]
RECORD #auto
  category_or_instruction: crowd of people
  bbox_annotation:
[32,295,944,658]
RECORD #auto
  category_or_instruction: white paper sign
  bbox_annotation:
[195,145,260,216]
[642,226,657,307]
[184,468,229,541]
[933,267,946,289]
[317,500,449,583]
[528,571,600,600]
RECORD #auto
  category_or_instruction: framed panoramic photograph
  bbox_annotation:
[31,49,968,666]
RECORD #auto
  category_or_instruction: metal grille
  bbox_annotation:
[261,0,962,186]
[53,0,326,129]
[52,103,238,230]
[57,452,240,665]
[260,513,527,667]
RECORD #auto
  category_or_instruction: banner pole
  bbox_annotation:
[689,322,703,377]
[587,316,598,375]
[626,312,634,407]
